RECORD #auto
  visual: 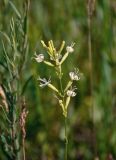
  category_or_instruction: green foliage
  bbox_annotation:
[0,0,116,160]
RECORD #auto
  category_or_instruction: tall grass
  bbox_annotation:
[0,1,29,159]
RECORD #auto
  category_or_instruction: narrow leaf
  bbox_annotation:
[9,1,21,19]
[21,75,33,95]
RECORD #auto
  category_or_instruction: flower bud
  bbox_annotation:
[64,81,72,92]
[60,52,69,65]
[48,84,59,93]
[65,96,70,110]
[44,61,54,67]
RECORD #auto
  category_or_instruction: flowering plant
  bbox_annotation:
[34,40,81,159]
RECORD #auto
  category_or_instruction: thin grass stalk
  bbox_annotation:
[87,0,96,156]
[64,116,68,160]
[0,1,29,159]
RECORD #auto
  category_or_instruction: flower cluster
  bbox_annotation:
[34,40,74,67]
[34,40,81,117]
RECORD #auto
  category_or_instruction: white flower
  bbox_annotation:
[66,42,75,53]
[69,68,80,81]
[67,87,77,97]
[34,53,44,63]
[38,77,51,88]
[67,90,76,97]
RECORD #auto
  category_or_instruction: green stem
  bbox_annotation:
[59,77,63,94]
[57,65,68,159]
[58,65,63,94]
[64,116,68,160]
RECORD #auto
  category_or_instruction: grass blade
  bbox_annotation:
[9,1,21,19]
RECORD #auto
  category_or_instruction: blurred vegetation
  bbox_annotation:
[0,0,116,159]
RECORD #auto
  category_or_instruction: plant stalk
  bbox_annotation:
[22,138,26,160]
[87,0,96,156]
[64,116,68,160]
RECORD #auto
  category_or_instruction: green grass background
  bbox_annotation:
[0,0,116,159]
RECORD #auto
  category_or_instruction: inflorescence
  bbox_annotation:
[34,40,81,117]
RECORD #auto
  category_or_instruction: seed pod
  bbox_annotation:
[60,52,69,65]
[64,81,72,92]
[58,41,65,54]
[65,96,70,110]
[44,61,54,67]
[48,84,59,93]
